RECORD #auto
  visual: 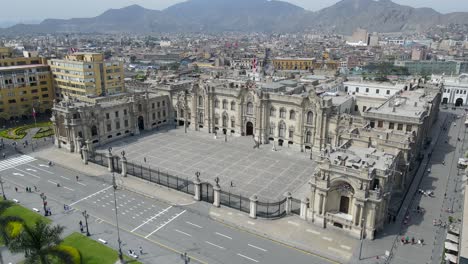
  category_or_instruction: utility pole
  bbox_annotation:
[112,172,124,263]
[82,210,90,236]
[0,175,6,200]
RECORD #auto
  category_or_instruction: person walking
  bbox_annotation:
[15,187,18,192]
[139,246,143,254]
[76,175,79,181]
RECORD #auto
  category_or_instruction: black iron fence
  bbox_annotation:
[88,151,296,219]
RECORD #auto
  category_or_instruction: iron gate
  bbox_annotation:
[201,183,214,203]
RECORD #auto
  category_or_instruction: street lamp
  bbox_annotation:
[0,175,6,200]
[82,210,90,236]
[112,172,124,262]
[40,193,47,216]
[181,252,191,264]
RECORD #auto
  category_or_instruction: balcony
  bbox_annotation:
[325,211,354,229]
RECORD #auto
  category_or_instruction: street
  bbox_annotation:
[0,153,335,264]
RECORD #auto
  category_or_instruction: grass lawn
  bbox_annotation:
[62,232,141,264]
[1,201,51,227]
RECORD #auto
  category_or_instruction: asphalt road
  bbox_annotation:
[0,155,335,264]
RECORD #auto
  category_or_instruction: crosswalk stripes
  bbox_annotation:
[0,155,36,171]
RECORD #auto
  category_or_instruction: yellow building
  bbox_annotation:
[0,47,46,67]
[48,53,124,99]
[272,58,314,70]
[0,64,54,119]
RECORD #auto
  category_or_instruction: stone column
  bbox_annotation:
[107,153,113,172]
[85,140,94,154]
[354,204,360,226]
[318,194,324,215]
[193,176,201,201]
[321,193,327,216]
[213,183,221,207]
[81,147,88,165]
[284,192,292,215]
[121,157,127,177]
[300,197,309,220]
[249,195,258,219]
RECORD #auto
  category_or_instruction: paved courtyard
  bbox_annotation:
[99,127,316,201]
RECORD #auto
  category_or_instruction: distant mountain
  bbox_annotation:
[1,0,468,34]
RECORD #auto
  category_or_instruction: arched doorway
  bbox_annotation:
[455,98,464,107]
[339,196,350,214]
[138,116,144,130]
[442,98,448,104]
[246,122,254,136]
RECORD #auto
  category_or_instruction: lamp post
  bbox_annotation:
[82,210,90,236]
[112,172,124,262]
[40,193,47,216]
[0,175,6,200]
[184,90,188,134]
[181,252,190,264]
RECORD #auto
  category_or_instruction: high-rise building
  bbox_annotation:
[411,47,427,61]
[0,47,54,119]
[48,53,124,100]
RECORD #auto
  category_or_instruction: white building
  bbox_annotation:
[434,74,468,106]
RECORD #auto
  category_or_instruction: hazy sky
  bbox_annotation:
[2,0,468,23]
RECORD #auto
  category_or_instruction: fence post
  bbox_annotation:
[300,197,309,220]
[284,192,292,215]
[81,147,89,165]
[213,183,221,207]
[193,176,201,201]
[249,195,258,219]
[107,153,113,172]
[121,156,127,177]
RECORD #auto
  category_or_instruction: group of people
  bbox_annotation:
[401,236,424,246]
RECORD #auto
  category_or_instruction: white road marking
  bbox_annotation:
[248,244,267,252]
[64,186,74,191]
[48,180,57,185]
[60,176,70,180]
[174,229,192,237]
[322,236,333,242]
[247,221,255,225]
[210,212,221,217]
[12,173,24,177]
[186,221,202,228]
[131,206,173,232]
[69,186,113,206]
[25,168,37,172]
[27,165,54,174]
[77,182,86,186]
[287,221,299,226]
[38,164,49,168]
[145,210,186,238]
[15,168,40,179]
[237,253,259,263]
[340,245,351,250]
[0,155,36,171]
[215,232,232,240]
[205,241,225,249]
[306,229,320,235]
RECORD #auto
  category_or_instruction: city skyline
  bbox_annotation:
[2,0,468,24]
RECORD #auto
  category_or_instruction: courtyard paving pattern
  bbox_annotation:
[100,127,316,201]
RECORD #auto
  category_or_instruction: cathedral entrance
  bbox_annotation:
[246,122,254,136]
[339,196,350,214]
[456,98,464,107]
[138,116,144,130]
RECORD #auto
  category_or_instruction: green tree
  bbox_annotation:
[8,220,72,264]
[0,201,24,264]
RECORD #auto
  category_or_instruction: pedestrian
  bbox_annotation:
[139,246,143,254]
[76,175,79,181]
[421,238,424,245]
[63,204,66,211]
[80,226,83,233]
[2,153,5,159]
[15,187,18,192]
[79,220,83,227]
[230,181,233,187]
[144,157,147,163]
[34,185,37,191]
[411,237,415,245]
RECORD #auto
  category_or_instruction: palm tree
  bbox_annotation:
[8,220,72,264]
[0,200,24,264]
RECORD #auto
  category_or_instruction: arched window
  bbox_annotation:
[247,102,254,115]
[231,101,236,110]
[289,110,296,120]
[222,99,228,109]
[306,111,313,124]
[305,131,312,143]
[214,99,219,108]
[279,108,286,119]
[279,123,286,138]
[223,115,228,127]
[91,125,98,137]
[269,123,275,135]
[198,96,203,107]
[270,107,276,117]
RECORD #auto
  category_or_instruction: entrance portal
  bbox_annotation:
[246,122,254,136]
[200,183,214,203]
[442,98,448,104]
[339,196,350,214]
[138,116,144,130]
[456,98,464,107]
